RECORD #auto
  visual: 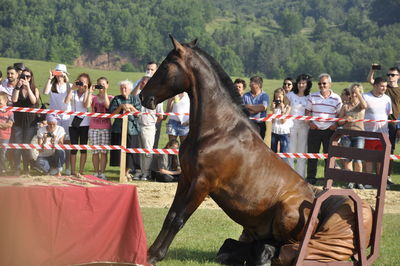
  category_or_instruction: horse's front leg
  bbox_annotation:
[148,176,209,264]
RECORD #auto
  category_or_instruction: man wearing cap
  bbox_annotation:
[35,115,66,176]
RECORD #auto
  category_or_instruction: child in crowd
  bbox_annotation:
[340,88,351,105]
[85,77,113,180]
[338,84,367,189]
[0,92,14,174]
[271,88,292,160]
[151,139,181,182]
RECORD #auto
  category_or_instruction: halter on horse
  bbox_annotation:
[140,36,372,265]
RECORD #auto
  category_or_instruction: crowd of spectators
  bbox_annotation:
[0,61,399,188]
[236,64,399,189]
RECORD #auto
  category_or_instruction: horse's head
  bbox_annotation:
[140,35,197,109]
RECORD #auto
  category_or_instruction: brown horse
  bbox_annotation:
[140,36,371,265]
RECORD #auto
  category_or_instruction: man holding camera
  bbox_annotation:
[35,115,66,176]
[368,64,400,186]
[305,73,342,185]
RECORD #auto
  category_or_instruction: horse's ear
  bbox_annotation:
[188,39,198,47]
[169,34,185,53]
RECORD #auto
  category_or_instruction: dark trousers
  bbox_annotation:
[110,133,140,171]
[251,121,267,140]
[388,123,397,176]
[306,128,334,179]
[13,125,37,171]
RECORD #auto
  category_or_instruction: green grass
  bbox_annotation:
[141,208,400,265]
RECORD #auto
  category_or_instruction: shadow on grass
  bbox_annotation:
[166,248,217,264]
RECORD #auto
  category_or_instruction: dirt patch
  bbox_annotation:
[74,50,138,71]
[132,181,400,214]
[3,176,398,214]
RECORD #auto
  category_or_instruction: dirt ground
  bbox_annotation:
[3,175,398,214]
[132,181,400,214]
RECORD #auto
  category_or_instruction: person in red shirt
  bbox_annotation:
[0,92,14,174]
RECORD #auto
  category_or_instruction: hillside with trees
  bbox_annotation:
[0,0,399,81]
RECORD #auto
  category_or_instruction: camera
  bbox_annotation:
[46,132,54,138]
[75,81,84,86]
[94,84,104,89]
[274,100,281,105]
[52,70,63,76]
[371,64,381,70]
[19,73,26,79]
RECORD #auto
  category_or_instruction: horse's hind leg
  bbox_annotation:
[148,176,209,264]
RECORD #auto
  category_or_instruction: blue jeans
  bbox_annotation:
[12,125,37,171]
[271,133,289,153]
[36,150,66,173]
[0,139,9,172]
[340,136,365,163]
[166,119,189,137]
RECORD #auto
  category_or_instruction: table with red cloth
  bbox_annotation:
[0,175,148,266]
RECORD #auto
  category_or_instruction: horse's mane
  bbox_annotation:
[187,44,250,117]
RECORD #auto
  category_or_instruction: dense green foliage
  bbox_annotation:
[0,0,399,81]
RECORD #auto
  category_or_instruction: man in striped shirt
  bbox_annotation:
[305,73,342,184]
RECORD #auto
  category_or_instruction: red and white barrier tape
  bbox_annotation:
[252,113,400,123]
[1,143,399,160]
[0,143,179,154]
[1,106,398,124]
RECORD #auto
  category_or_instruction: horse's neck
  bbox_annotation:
[188,77,242,137]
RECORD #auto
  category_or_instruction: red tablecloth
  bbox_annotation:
[0,176,148,266]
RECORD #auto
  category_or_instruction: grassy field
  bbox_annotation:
[141,208,400,265]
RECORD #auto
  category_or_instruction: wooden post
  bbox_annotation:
[119,116,128,183]
[265,110,272,148]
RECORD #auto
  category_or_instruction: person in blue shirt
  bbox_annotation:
[242,76,269,139]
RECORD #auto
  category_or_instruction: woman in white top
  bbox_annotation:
[64,73,91,177]
[43,64,72,174]
[166,92,190,143]
[286,74,312,178]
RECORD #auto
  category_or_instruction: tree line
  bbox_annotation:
[0,0,399,81]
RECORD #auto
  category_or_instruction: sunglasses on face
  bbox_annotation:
[387,73,398,77]
[283,83,292,86]
[318,82,328,86]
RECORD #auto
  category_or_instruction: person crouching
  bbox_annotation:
[35,115,66,176]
